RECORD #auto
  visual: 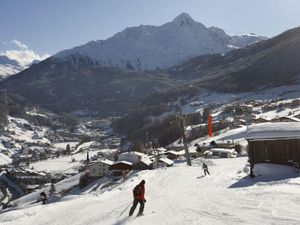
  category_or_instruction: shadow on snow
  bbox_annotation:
[228,173,300,188]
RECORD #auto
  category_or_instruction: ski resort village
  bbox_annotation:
[2,1,300,224]
[1,88,300,224]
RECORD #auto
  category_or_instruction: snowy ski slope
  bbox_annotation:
[1,157,300,225]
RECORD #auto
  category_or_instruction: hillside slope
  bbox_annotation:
[1,157,300,225]
[0,58,174,115]
[170,27,300,92]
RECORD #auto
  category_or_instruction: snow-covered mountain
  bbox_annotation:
[0,40,50,80]
[55,13,266,70]
[0,55,26,80]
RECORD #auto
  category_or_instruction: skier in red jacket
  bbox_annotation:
[129,180,146,216]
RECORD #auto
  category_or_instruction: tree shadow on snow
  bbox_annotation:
[229,173,300,188]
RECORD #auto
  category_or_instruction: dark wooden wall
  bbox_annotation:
[248,138,300,177]
[109,163,132,171]
[248,139,300,165]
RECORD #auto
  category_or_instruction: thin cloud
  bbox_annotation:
[0,39,50,66]
[11,39,28,50]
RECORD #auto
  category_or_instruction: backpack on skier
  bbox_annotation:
[133,185,141,198]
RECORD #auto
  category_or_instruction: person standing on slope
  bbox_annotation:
[202,162,210,176]
[40,192,47,205]
[129,180,146,217]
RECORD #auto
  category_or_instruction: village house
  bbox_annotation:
[14,154,32,166]
[158,157,174,167]
[271,116,300,123]
[146,147,167,156]
[252,100,265,107]
[209,140,235,149]
[233,116,243,127]
[32,132,43,140]
[294,113,300,120]
[166,150,185,160]
[133,158,153,170]
[192,142,211,156]
[185,146,200,158]
[118,151,152,170]
[89,159,114,178]
[26,184,40,193]
[246,122,300,178]
[7,168,49,186]
[208,148,238,158]
[291,99,300,108]
[239,104,253,114]
[109,161,133,176]
[151,157,174,169]
[262,104,277,112]
[253,117,271,124]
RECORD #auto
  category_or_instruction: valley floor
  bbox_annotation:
[1,157,300,225]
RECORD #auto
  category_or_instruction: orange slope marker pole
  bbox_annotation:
[208,114,212,137]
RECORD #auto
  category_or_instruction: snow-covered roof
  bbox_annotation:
[0,153,12,166]
[121,151,148,157]
[209,148,236,154]
[159,158,174,165]
[140,157,153,166]
[246,122,300,140]
[26,184,40,189]
[156,147,167,153]
[167,150,177,155]
[167,150,185,155]
[95,159,114,166]
[113,161,133,166]
[188,147,198,154]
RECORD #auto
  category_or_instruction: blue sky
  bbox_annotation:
[1,0,300,55]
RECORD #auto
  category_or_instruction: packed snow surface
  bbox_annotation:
[245,122,300,139]
[1,157,300,225]
[30,147,117,173]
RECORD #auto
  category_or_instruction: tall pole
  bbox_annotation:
[86,149,90,175]
[179,116,192,166]
[155,148,159,169]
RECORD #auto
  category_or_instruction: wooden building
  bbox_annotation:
[166,150,185,160]
[133,160,152,170]
[209,148,238,158]
[109,161,132,176]
[246,122,300,177]
[253,117,271,124]
[292,99,300,107]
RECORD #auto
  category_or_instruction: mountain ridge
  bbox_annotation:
[55,13,266,70]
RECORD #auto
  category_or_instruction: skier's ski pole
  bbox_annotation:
[118,201,133,218]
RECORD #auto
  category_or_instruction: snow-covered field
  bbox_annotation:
[1,157,300,225]
[30,147,118,173]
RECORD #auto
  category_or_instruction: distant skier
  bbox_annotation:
[202,162,210,176]
[40,192,47,205]
[129,180,146,217]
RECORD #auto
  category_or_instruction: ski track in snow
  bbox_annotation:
[1,158,300,225]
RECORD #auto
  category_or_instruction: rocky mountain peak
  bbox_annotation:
[172,12,197,26]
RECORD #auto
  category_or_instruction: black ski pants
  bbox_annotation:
[204,168,210,175]
[129,199,144,216]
